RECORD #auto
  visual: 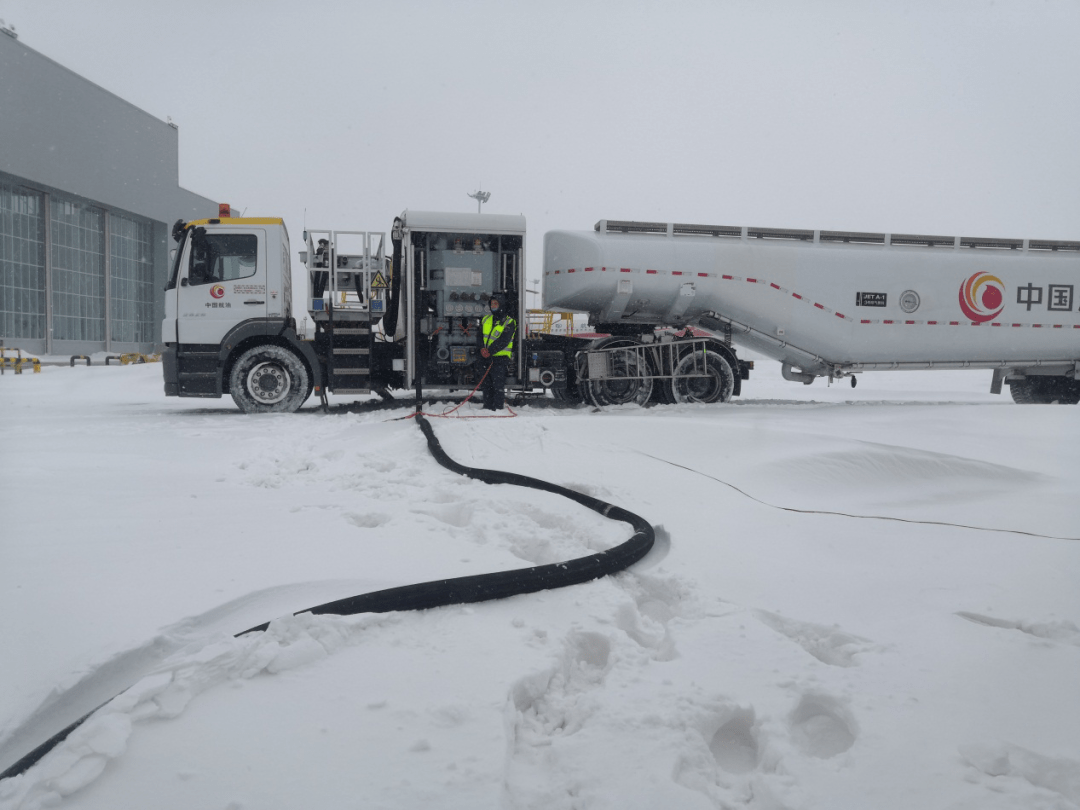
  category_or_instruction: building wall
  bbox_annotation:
[0,30,219,356]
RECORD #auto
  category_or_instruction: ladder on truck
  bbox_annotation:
[328,321,372,395]
[304,230,387,396]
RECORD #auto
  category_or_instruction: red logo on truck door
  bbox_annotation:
[210,284,225,299]
[959,272,1004,322]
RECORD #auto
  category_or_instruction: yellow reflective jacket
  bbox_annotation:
[482,314,516,358]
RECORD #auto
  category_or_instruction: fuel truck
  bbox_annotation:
[161,209,1080,412]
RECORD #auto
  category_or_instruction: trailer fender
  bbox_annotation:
[991,368,1006,395]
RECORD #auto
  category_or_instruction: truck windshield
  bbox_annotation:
[189,233,258,286]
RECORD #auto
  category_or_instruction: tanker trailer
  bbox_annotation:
[542,220,1080,404]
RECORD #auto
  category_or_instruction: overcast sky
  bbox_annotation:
[3,0,1079,277]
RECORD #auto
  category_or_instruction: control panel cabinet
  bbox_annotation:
[411,228,524,387]
[399,211,526,393]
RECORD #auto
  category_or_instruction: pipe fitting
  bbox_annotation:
[782,362,816,385]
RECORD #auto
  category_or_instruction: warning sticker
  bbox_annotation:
[370,271,389,290]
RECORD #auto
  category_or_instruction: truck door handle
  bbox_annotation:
[244,300,265,305]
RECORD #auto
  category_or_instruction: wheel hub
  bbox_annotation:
[247,361,290,405]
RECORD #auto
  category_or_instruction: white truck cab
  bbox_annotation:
[162,216,313,408]
[164,218,291,344]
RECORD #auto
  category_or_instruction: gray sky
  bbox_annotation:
[3,0,1079,277]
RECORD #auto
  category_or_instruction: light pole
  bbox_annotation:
[467,188,491,213]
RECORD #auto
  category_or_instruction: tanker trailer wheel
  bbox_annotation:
[229,344,311,414]
[652,352,677,405]
[670,350,735,404]
[551,383,584,405]
[582,337,654,408]
[1010,376,1080,405]
[1051,378,1080,404]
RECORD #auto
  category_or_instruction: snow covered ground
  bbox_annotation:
[1,358,1078,810]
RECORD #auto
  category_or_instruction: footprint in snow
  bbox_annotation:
[709,706,761,774]
[755,610,876,667]
[959,740,1080,806]
[508,630,612,743]
[673,702,791,809]
[956,611,1080,647]
[613,569,694,661]
[343,512,391,529]
[408,502,474,528]
[788,693,858,759]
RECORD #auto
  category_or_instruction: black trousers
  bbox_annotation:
[481,356,508,409]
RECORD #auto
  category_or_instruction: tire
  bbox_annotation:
[670,350,735,404]
[229,344,311,413]
[1041,376,1080,404]
[549,352,586,405]
[648,349,676,404]
[581,337,653,408]
[653,357,678,405]
[551,379,585,405]
[1010,376,1080,405]
[1009,379,1037,404]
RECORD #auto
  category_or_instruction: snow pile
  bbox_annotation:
[1,361,1077,809]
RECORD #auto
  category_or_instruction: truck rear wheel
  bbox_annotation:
[229,345,310,413]
[669,350,735,404]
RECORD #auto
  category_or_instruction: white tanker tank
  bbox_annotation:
[543,220,1080,404]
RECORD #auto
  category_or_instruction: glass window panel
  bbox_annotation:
[109,211,154,343]
[51,196,105,343]
[189,233,257,285]
[0,180,46,341]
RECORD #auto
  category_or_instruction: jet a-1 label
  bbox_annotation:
[856,292,887,307]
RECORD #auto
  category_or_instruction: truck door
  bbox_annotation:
[176,228,268,345]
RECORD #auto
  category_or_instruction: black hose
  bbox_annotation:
[382,217,403,337]
[0,414,654,782]
[240,413,654,630]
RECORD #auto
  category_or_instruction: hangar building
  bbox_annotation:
[0,25,218,357]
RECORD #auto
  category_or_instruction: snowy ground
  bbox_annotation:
[1,358,1078,810]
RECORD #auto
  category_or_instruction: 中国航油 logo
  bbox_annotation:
[958,272,1004,323]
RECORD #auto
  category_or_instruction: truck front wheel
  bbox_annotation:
[229,345,310,413]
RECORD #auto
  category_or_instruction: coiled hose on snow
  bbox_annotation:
[0,413,654,781]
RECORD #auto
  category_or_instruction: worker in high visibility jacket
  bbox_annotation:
[479,294,517,411]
